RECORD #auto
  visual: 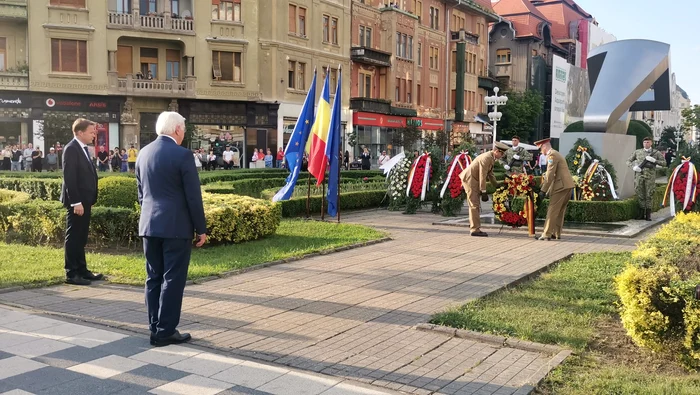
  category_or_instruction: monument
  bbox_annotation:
[560,40,672,198]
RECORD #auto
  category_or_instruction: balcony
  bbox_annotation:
[0,0,27,20]
[107,12,195,34]
[350,97,391,114]
[108,73,196,98]
[0,71,28,90]
[350,47,392,68]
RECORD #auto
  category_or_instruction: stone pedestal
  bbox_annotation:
[560,133,637,199]
[121,123,139,148]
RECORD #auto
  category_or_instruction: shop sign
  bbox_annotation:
[36,95,121,112]
[0,93,31,108]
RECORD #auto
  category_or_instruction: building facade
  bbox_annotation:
[0,0,353,168]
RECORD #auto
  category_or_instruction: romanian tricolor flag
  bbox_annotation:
[307,72,331,185]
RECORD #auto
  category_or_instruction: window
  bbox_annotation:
[288,60,306,89]
[451,50,456,72]
[331,17,338,45]
[288,5,296,33]
[416,84,421,105]
[298,7,306,36]
[396,34,413,59]
[288,5,306,36]
[51,39,87,73]
[0,38,5,72]
[417,42,422,66]
[451,89,456,109]
[50,0,86,8]
[396,33,401,56]
[212,0,241,22]
[323,66,338,93]
[212,51,242,82]
[429,6,439,29]
[408,36,413,59]
[323,15,329,43]
[430,86,438,108]
[166,49,180,81]
[147,0,156,13]
[171,0,179,15]
[467,52,474,74]
[359,26,371,47]
[395,78,400,102]
[359,72,372,98]
[116,0,130,13]
[139,47,158,78]
[429,46,439,70]
[496,49,511,64]
[414,0,422,22]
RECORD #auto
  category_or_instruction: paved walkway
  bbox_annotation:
[0,210,639,395]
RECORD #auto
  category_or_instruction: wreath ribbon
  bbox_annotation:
[663,159,698,216]
[582,159,618,200]
[440,153,471,198]
[576,146,592,174]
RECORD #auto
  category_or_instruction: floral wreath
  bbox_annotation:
[573,146,592,174]
[663,157,699,215]
[573,176,595,201]
[406,153,432,200]
[440,152,471,199]
[492,174,539,236]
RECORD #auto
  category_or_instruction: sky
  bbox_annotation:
[578,0,698,104]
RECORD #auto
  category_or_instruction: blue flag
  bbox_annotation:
[326,68,342,217]
[273,71,317,202]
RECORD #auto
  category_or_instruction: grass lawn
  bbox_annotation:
[0,220,386,288]
[431,252,700,395]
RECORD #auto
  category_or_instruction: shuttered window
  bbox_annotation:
[51,39,87,73]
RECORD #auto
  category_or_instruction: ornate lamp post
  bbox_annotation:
[485,87,508,149]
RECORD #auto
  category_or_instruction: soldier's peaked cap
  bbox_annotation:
[643,136,653,142]
[534,138,551,147]
[494,142,509,152]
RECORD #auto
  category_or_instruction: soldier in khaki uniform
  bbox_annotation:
[502,136,533,175]
[535,138,575,240]
[626,136,666,221]
[459,142,509,237]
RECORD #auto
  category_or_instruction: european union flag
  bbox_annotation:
[273,70,317,202]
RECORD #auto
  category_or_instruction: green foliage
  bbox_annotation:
[205,178,287,198]
[615,213,700,368]
[260,189,387,217]
[681,105,700,135]
[670,143,700,170]
[0,190,31,204]
[392,124,423,151]
[628,120,654,149]
[659,126,681,150]
[563,121,584,133]
[201,193,281,244]
[95,176,138,208]
[0,177,62,200]
[497,90,544,142]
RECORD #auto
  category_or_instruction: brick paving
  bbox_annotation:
[0,210,639,394]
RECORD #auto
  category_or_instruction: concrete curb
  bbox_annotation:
[0,236,393,291]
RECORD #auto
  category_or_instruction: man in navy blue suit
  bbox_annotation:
[136,111,207,347]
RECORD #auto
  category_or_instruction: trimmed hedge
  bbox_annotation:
[260,189,387,217]
[0,177,62,200]
[96,176,138,208]
[511,185,666,222]
[615,213,700,368]
[205,175,387,198]
[201,193,281,244]
[0,193,281,246]
[199,170,384,185]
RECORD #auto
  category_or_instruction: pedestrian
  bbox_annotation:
[136,111,207,347]
[46,147,58,171]
[128,144,138,173]
[378,150,390,166]
[60,119,102,285]
[535,138,575,240]
[276,147,284,168]
[538,151,547,175]
[97,146,109,172]
[264,148,273,168]
[459,142,508,237]
[627,136,666,221]
[11,145,22,171]
[343,150,349,170]
[360,147,371,170]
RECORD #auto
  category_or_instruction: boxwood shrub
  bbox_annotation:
[201,193,281,244]
[96,176,138,208]
[615,213,700,368]
[0,177,62,200]
[260,188,386,217]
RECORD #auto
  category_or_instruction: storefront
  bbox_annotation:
[179,100,279,168]
[0,92,31,149]
[351,111,445,164]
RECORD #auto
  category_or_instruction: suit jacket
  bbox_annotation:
[459,151,498,192]
[540,149,575,195]
[60,139,98,209]
[136,136,207,239]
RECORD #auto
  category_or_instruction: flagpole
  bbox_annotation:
[306,172,311,218]
[337,151,342,223]
[337,65,343,224]
[321,178,326,221]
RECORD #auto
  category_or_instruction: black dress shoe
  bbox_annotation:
[66,276,91,286]
[470,231,488,237]
[151,331,191,347]
[82,271,104,281]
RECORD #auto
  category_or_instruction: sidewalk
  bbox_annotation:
[0,210,640,395]
[0,305,392,395]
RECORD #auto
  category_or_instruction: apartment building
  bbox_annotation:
[348,0,497,160]
[0,0,351,167]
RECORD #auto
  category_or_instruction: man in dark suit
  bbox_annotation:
[136,111,207,347]
[60,118,102,286]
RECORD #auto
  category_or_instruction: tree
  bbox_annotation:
[681,105,700,133]
[497,90,544,142]
[659,126,680,150]
[34,114,74,147]
[392,124,422,151]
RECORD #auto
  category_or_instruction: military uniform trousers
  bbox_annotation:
[462,179,482,232]
[542,188,573,238]
[635,174,656,209]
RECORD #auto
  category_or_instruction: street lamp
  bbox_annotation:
[675,128,684,152]
[485,87,508,149]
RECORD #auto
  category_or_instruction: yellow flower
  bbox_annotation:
[573,161,579,165]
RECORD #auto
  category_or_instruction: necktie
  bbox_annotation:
[83,146,90,160]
